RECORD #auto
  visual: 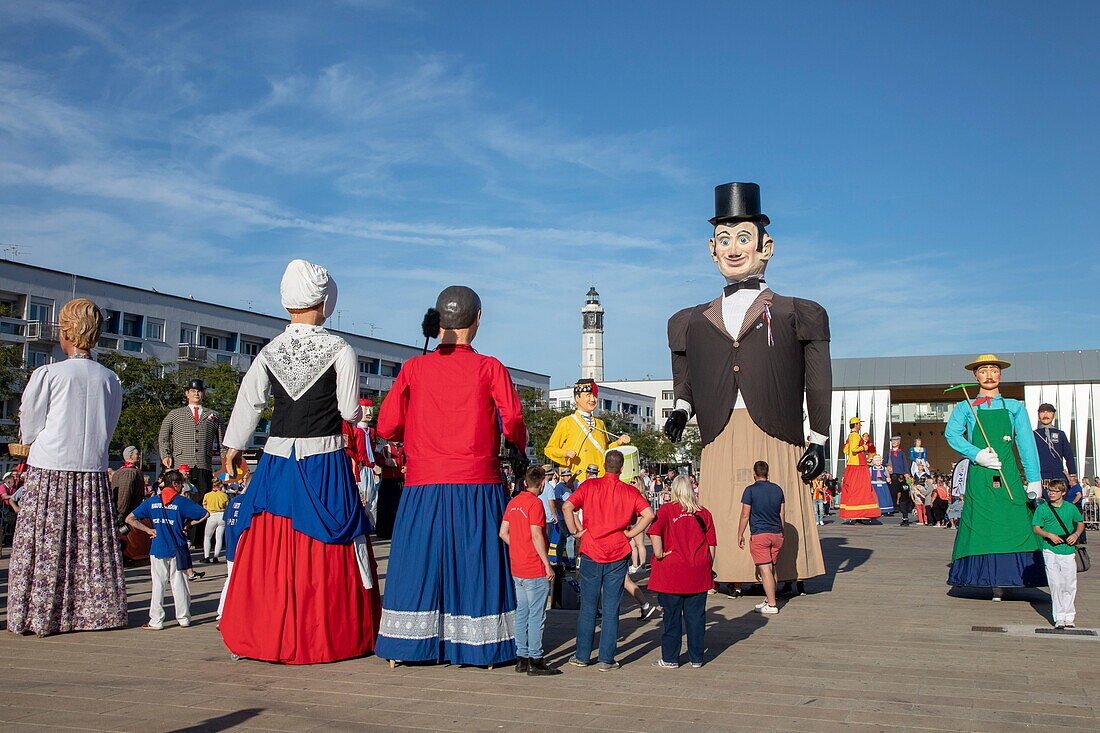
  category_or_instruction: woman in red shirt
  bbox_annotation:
[648,475,717,668]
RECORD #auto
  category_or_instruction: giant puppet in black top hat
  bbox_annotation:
[664,181,830,586]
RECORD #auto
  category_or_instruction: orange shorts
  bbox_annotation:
[749,532,784,565]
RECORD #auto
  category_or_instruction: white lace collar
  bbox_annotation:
[259,324,347,400]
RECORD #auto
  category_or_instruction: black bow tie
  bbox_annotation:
[723,278,765,297]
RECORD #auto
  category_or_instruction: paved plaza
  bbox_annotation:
[1,517,1097,732]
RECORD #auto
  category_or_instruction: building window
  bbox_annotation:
[380,361,401,378]
[144,318,165,341]
[662,408,672,418]
[661,390,674,400]
[603,399,613,411]
[122,313,144,338]
[28,297,54,324]
[180,323,197,345]
[122,340,142,353]
[241,339,263,357]
[203,333,225,351]
[98,336,119,350]
[101,309,120,335]
[26,349,51,368]
[360,358,380,375]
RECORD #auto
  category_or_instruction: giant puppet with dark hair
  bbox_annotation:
[375,285,528,668]
[664,182,827,589]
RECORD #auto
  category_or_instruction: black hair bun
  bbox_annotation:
[421,308,441,339]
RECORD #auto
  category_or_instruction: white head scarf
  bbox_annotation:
[280,259,337,318]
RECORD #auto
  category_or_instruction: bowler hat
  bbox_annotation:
[963,353,1011,371]
[710,182,770,227]
[187,379,205,391]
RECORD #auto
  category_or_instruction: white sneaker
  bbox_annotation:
[754,601,768,610]
[628,565,639,575]
[756,604,779,615]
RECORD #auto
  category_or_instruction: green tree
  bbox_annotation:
[680,425,703,467]
[174,362,243,419]
[0,343,27,440]
[628,427,677,466]
[97,354,248,464]
[98,353,180,461]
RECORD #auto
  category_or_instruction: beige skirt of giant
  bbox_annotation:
[699,409,825,583]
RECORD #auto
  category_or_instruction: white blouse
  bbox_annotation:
[20,357,123,472]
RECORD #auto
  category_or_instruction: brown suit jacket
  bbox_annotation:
[668,289,832,448]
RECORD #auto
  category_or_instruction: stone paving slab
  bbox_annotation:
[2,516,1097,732]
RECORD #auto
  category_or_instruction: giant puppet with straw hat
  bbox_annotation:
[944,353,1045,599]
[664,182,826,591]
[544,379,631,479]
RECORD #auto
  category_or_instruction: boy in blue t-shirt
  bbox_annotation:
[127,469,208,629]
[217,481,249,623]
[737,461,786,616]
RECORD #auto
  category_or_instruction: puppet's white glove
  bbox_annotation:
[974,448,1002,471]
[1026,481,1043,501]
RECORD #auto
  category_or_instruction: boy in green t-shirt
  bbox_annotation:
[1032,480,1084,628]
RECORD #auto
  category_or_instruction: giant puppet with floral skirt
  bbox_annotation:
[663,182,826,591]
[944,354,1045,600]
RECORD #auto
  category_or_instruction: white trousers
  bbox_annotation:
[1042,549,1078,624]
[217,560,234,621]
[204,511,225,559]
[150,556,191,628]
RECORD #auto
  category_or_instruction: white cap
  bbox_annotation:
[280,259,337,318]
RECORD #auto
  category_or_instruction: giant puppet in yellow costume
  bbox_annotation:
[544,379,630,477]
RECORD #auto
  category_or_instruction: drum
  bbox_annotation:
[617,445,640,483]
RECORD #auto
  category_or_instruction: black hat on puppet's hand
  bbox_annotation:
[710,182,770,227]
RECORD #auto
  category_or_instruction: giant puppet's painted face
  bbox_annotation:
[710,220,774,282]
[974,364,1001,393]
[575,389,598,413]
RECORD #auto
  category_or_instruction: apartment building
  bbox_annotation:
[0,261,550,441]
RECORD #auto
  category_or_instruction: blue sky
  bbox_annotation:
[1,1,1097,384]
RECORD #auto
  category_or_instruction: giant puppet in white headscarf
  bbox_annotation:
[220,259,381,664]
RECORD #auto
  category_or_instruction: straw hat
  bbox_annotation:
[964,353,1011,371]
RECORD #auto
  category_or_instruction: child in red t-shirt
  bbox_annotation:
[500,465,561,676]
[648,475,716,668]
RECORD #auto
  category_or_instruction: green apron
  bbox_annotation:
[951,406,1042,560]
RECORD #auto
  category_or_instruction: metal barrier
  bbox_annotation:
[1083,501,1099,531]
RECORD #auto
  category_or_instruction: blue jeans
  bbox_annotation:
[575,556,628,663]
[658,592,707,665]
[813,499,826,523]
[513,576,550,658]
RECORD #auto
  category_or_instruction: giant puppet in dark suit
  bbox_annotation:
[664,183,828,585]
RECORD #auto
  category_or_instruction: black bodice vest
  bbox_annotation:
[267,365,342,438]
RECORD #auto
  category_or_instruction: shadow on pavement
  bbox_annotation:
[166,708,264,732]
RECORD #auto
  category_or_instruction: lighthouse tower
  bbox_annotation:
[580,286,604,381]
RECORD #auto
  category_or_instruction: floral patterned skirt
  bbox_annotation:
[6,467,128,636]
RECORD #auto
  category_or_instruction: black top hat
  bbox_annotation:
[187,379,205,392]
[710,182,770,227]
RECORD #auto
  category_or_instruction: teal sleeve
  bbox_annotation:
[1010,400,1041,483]
[945,401,979,461]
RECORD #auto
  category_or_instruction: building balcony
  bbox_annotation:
[359,374,395,392]
[0,316,26,342]
[25,321,61,342]
[177,343,208,363]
